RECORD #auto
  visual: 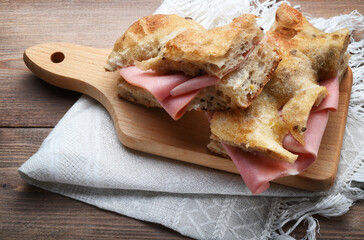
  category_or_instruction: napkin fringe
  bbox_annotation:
[266,150,364,239]
[154,0,292,30]
[262,9,364,239]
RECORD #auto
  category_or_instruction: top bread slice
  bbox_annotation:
[106,14,280,111]
[208,3,350,162]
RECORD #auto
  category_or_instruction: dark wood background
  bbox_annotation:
[1,0,363,239]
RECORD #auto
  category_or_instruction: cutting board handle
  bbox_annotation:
[23,42,119,96]
[23,42,130,147]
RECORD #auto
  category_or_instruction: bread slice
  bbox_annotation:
[207,137,230,159]
[106,14,264,78]
[208,3,350,162]
[107,14,280,112]
[134,14,263,78]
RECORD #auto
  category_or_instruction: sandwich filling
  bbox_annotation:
[120,66,219,119]
[211,75,339,194]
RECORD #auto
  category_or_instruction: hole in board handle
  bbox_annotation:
[50,52,65,63]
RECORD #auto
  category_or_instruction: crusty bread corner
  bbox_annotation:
[105,14,204,72]
[268,3,350,80]
[117,80,161,108]
[266,2,350,145]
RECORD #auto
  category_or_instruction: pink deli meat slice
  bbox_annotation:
[159,90,201,120]
[120,67,189,101]
[222,110,329,194]
[120,66,219,120]
[170,75,219,97]
[283,110,329,155]
[219,76,339,194]
[312,76,339,112]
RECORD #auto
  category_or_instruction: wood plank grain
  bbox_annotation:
[1,0,364,239]
[1,128,364,239]
[0,0,161,127]
[0,128,51,168]
[290,0,363,17]
[0,128,191,240]
[0,71,80,127]
[0,175,191,240]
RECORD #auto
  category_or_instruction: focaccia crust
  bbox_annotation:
[105,14,204,72]
[106,14,264,79]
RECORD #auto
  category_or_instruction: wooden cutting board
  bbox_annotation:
[23,42,352,192]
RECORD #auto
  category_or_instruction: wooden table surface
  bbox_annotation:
[1,0,363,239]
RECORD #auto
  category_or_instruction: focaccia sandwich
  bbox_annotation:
[208,3,350,194]
[105,14,280,119]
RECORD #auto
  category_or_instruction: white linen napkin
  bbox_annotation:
[19,0,364,239]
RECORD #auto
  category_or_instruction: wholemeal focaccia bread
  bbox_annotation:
[266,3,350,144]
[106,14,280,119]
[208,3,350,194]
[210,3,350,160]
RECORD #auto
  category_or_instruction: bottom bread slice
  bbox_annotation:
[207,138,230,158]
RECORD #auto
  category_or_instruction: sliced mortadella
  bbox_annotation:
[283,110,329,155]
[170,75,219,97]
[221,143,315,195]
[120,66,221,120]
[221,144,270,194]
[218,76,338,194]
[158,90,201,120]
[221,109,330,194]
[312,76,339,112]
[120,66,189,101]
